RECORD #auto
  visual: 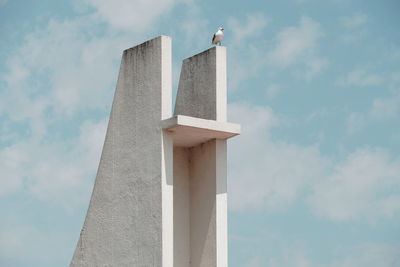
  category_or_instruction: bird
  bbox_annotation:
[211,27,224,46]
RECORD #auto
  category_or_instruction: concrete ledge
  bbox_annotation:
[162,115,240,147]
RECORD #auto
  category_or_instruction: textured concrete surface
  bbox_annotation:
[174,46,227,122]
[70,36,173,267]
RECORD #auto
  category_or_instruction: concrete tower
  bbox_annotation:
[70,36,240,267]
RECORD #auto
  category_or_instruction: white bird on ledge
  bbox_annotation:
[212,27,224,46]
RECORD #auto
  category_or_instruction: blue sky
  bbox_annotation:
[1,0,400,266]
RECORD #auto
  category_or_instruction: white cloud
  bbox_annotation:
[367,72,400,120]
[243,257,263,267]
[369,88,400,120]
[0,222,75,265]
[303,57,329,81]
[229,44,267,92]
[267,16,329,80]
[81,0,178,31]
[228,16,327,91]
[0,17,132,131]
[0,119,106,209]
[338,13,368,43]
[329,243,400,267]
[309,148,400,222]
[267,250,312,267]
[228,13,270,45]
[226,13,270,92]
[0,225,39,259]
[268,16,323,68]
[346,112,365,135]
[339,13,367,29]
[337,68,382,87]
[345,80,400,134]
[178,3,210,52]
[265,83,282,99]
[229,102,400,222]
[392,71,400,83]
[228,102,328,211]
[0,145,26,196]
[0,18,133,209]
[0,12,148,207]
[0,18,113,201]
[29,119,107,208]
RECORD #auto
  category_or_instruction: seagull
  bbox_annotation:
[211,27,224,46]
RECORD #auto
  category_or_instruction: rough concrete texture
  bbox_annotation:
[70,36,172,267]
[173,46,229,267]
[174,46,227,122]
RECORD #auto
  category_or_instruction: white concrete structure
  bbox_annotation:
[71,36,240,267]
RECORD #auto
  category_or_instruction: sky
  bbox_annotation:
[0,0,400,266]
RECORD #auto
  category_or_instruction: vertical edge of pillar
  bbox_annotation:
[162,132,173,267]
[161,36,172,120]
[215,47,227,122]
[161,35,174,267]
[216,139,228,267]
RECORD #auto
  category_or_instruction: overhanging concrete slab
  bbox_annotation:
[162,115,240,147]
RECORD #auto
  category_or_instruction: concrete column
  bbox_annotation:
[173,46,229,267]
[70,36,173,267]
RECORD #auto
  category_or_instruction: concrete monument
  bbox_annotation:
[70,35,240,267]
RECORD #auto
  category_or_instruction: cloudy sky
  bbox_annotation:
[1,0,400,266]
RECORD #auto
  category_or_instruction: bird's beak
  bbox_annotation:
[221,28,224,31]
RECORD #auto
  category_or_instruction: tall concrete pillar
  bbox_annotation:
[170,46,231,267]
[71,38,240,267]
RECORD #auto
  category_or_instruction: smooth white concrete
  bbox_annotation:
[162,115,240,147]
[161,35,174,267]
[173,140,222,267]
[70,36,173,267]
[173,147,191,266]
[215,47,227,122]
[162,131,174,266]
[215,140,228,267]
[189,140,217,266]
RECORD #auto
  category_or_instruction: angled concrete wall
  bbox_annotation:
[174,46,227,122]
[70,36,173,267]
[173,46,228,267]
